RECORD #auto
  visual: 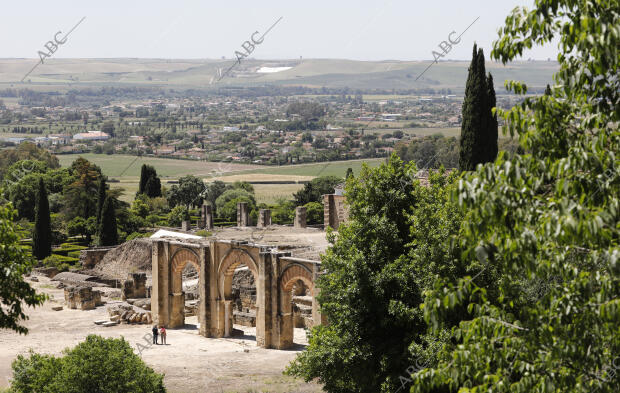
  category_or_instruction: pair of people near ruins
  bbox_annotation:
[151,325,167,345]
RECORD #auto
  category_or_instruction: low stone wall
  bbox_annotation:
[293,296,313,328]
[121,273,147,300]
[79,247,116,269]
[64,286,104,310]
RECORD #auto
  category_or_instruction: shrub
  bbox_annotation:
[67,251,81,259]
[195,230,211,237]
[9,335,166,393]
[304,201,324,225]
[167,206,189,227]
[126,232,153,241]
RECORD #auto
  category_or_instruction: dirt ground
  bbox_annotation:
[0,276,323,393]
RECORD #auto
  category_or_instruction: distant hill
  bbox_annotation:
[0,58,558,93]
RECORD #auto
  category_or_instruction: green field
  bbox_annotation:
[57,154,386,203]
[56,154,259,179]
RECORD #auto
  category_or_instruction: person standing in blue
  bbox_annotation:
[151,325,159,345]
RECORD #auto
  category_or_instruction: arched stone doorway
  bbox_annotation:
[277,263,314,349]
[169,247,200,327]
[216,248,259,337]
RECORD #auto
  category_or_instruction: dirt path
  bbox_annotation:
[0,276,322,393]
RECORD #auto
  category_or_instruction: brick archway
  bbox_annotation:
[171,247,201,274]
[217,248,259,300]
[280,263,314,291]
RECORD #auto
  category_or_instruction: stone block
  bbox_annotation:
[294,206,307,228]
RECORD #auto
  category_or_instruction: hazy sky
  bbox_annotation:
[2,0,558,61]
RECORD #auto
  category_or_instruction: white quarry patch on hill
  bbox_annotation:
[257,66,292,73]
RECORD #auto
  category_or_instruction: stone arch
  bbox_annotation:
[217,248,259,300]
[170,247,200,294]
[280,263,314,292]
[276,262,315,349]
[171,247,200,273]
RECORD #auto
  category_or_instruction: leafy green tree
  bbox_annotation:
[271,198,295,225]
[293,176,342,205]
[413,1,619,392]
[0,142,59,180]
[166,205,190,227]
[0,200,46,334]
[97,197,118,246]
[215,189,256,221]
[304,201,324,225]
[166,175,206,209]
[232,181,254,193]
[32,178,51,260]
[459,44,497,170]
[204,180,231,215]
[345,168,354,179]
[287,156,463,393]
[9,335,166,393]
[63,157,102,220]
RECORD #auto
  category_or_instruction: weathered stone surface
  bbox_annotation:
[94,320,107,325]
[102,321,118,327]
[121,273,147,300]
[35,266,59,278]
[294,206,307,228]
[51,306,63,311]
[30,276,39,282]
[323,194,349,229]
[257,209,272,228]
[64,286,104,310]
[237,202,250,226]
[79,247,115,269]
[107,302,151,324]
[233,311,256,327]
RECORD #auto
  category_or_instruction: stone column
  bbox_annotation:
[237,202,249,227]
[257,209,271,228]
[204,204,214,230]
[255,250,272,348]
[151,240,170,328]
[199,246,211,337]
[294,206,307,228]
[312,263,327,326]
[182,220,191,231]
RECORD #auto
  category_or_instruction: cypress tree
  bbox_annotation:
[460,44,497,171]
[98,197,118,246]
[145,176,161,198]
[33,177,52,260]
[486,73,498,163]
[138,164,149,195]
[137,164,161,197]
[96,177,106,226]
[544,84,552,95]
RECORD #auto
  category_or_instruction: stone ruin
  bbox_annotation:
[294,206,307,228]
[237,202,250,226]
[107,302,152,324]
[121,272,147,300]
[64,286,104,310]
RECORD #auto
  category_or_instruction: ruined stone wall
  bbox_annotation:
[79,247,115,269]
[121,273,147,300]
[323,194,349,230]
[232,268,256,326]
[64,286,104,310]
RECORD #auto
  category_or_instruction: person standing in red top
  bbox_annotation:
[159,326,167,345]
